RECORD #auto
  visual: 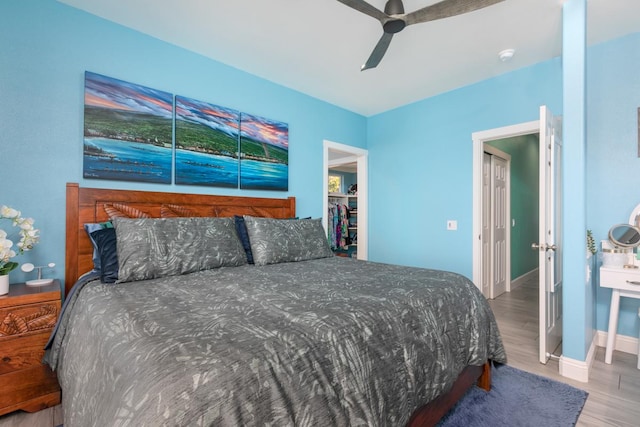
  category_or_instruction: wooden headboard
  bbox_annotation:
[65,183,296,296]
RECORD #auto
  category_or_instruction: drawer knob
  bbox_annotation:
[625,280,640,286]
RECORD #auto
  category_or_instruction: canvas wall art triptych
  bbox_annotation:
[83,71,289,191]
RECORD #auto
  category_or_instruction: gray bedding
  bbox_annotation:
[45,256,506,426]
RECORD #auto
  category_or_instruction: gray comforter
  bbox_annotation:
[45,257,506,426]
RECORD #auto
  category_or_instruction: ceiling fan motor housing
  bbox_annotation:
[383,0,406,33]
[383,19,406,33]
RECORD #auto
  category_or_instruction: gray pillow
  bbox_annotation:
[243,216,334,266]
[113,216,247,282]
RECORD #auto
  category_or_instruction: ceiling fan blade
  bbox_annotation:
[336,0,388,22]
[361,32,394,71]
[405,0,504,26]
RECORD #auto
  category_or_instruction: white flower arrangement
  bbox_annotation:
[0,205,39,276]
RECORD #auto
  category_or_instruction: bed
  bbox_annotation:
[45,183,506,426]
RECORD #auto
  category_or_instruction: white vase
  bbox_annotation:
[0,274,8,296]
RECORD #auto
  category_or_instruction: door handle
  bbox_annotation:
[532,243,557,252]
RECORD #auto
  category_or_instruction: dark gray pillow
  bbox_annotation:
[84,221,113,273]
[243,216,334,266]
[113,216,247,283]
[90,227,119,284]
[234,215,254,264]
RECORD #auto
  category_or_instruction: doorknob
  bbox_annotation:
[532,243,557,251]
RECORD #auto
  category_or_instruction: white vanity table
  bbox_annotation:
[599,203,640,365]
[600,266,640,364]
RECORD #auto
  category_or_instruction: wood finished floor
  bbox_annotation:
[488,274,640,427]
[1,273,638,426]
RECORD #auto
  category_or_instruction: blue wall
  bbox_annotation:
[366,24,640,352]
[366,60,562,278]
[588,32,640,338]
[0,0,366,283]
[562,0,589,361]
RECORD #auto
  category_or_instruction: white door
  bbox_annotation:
[482,148,510,300]
[482,153,491,298]
[535,105,563,364]
[491,155,508,298]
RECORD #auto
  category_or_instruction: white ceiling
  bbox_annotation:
[59,0,640,116]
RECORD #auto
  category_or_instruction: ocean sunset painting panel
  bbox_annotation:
[175,96,240,187]
[83,72,173,184]
[239,113,288,191]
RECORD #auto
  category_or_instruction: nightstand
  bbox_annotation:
[0,280,61,416]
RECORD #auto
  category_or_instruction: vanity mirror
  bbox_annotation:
[608,224,640,248]
[602,203,640,268]
[607,201,640,248]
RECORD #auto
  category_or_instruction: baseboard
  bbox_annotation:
[559,334,597,383]
[595,330,639,355]
[557,331,639,383]
[509,268,539,291]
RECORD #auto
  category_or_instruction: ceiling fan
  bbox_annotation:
[337,0,505,70]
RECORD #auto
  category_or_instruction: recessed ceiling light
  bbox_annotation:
[498,49,515,62]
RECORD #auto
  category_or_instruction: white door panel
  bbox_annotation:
[482,153,491,298]
[537,105,563,364]
[492,156,508,298]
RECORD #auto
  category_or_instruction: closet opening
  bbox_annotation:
[328,164,358,258]
[322,140,368,260]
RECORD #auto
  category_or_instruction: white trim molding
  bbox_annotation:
[559,331,640,383]
[559,334,597,383]
[595,330,639,356]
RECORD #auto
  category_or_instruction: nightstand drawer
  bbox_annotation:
[0,300,60,338]
[0,331,51,375]
[600,267,640,292]
[0,365,60,416]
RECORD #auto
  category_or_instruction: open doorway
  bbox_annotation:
[323,140,368,260]
[473,107,563,368]
[473,121,539,294]
[482,134,540,299]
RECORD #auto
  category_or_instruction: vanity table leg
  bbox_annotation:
[605,289,621,364]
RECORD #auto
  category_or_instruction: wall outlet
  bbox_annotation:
[447,220,458,230]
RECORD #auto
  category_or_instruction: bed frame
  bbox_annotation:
[64,182,490,426]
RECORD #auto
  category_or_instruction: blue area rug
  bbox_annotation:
[438,364,588,426]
